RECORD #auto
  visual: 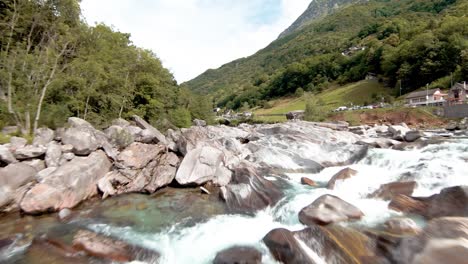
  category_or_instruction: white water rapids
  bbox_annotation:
[86,138,468,264]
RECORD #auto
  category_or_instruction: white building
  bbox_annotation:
[405,88,447,106]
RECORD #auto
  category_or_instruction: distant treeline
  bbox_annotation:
[0,0,212,133]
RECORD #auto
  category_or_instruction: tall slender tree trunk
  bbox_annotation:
[84,95,90,120]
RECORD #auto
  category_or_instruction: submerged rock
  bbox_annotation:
[384,218,421,235]
[20,151,111,214]
[327,167,357,189]
[72,230,160,262]
[220,162,282,213]
[389,186,468,219]
[301,177,318,187]
[213,246,262,264]
[299,194,364,225]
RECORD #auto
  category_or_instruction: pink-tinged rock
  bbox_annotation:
[20,151,111,214]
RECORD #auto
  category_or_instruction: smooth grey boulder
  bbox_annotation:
[45,142,62,167]
[36,167,57,182]
[22,159,46,171]
[20,150,111,214]
[176,146,232,186]
[61,144,74,153]
[132,115,167,145]
[62,127,99,155]
[0,163,37,211]
[14,145,46,160]
[0,145,17,164]
[389,125,411,141]
[33,128,55,146]
[299,195,364,225]
[105,125,134,149]
[9,136,27,149]
[111,118,130,127]
[263,228,313,264]
[213,246,262,264]
[68,117,93,128]
[405,130,424,142]
[136,129,158,144]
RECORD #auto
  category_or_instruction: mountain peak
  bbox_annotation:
[278,0,367,39]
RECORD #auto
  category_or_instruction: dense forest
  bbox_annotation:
[0,0,212,134]
[186,0,468,110]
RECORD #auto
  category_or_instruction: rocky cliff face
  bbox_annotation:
[278,0,366,39]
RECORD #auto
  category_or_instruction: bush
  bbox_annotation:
[295,87,305,97]
[304,95,326,122]
[169,108,192,128]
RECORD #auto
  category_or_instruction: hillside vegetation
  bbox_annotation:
[186,0,467,111]
[0,0,212,133]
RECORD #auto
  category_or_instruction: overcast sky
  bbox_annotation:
[80,0,310,83]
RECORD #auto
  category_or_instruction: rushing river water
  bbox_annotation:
[1,138,467,264]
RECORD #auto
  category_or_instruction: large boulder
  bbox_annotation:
[370,181,417,201]
[105,125,134,149]
[33,128,55,146]
[404,130,424,142]
[391,217,468,264]
[220,163,282,213]
[299,195,364,225]
[132,115,167,145]
[68,117,93,128]
[0,145,17,164]
[111,118,130,127]
[263,228,314,264]
[176,146,232,186]
[0,163,37,211]
[301,177,318,187]
[384,218,421,235]
[13,145,46,160]
[117,142,164,169]
[389,125,411,141]
[286,110,305,120]
[193,119,207,127]
[327,167,357,189]
[61,127,100,155]
[45,142,62,168]
[356,138,401,149]
[72,230,159,263]
[9,136,27,149]
[388,186,468,219]
[213,246,262,264]
[20,150,111,214]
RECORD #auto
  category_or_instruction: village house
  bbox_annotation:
[447,82,468,105]
[405,88,447,106]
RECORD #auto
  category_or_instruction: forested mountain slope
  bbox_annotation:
[186,0,467,110]
[0,0,211,132]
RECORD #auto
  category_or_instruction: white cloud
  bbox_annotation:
[80,0,311,83]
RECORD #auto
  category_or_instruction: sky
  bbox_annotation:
[80,0,311,83]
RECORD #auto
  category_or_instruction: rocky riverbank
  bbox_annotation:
[0,116,467,263]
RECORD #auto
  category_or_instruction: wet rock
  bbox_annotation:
[0,145,17,164]
[20,150,111,214]
[370,181,417,201]
[299,194,364,225]
[391,217,468,264]
[117,142,165,169]
[213,246,262,264]
[220,163,282,213]
[10,136,27,149]
[389,186,468,219]
[176,146,232,186]
[58,208,72,221]
[45,142,62,168]
[389,125,411,141]
[384,218,421,235]
[33,128,55,146]
[72,230,160,262]
[193,119,207,127]
[14,145,46,160]
[22,159,46,171]
[404,130,424,142]
[105,125,134,149]
[27,235,87,263]
[356,138,401,149]
[132,115,167,145]
[263,228,314,264]
[327,167,357,189]
[301,177,318,187]
[0,163,37,211]
[62,127,99,156]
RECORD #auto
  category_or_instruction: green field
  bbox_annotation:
[254,80,392,122]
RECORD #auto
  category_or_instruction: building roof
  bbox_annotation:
[405,88,440,99]
[452,82,467,91]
